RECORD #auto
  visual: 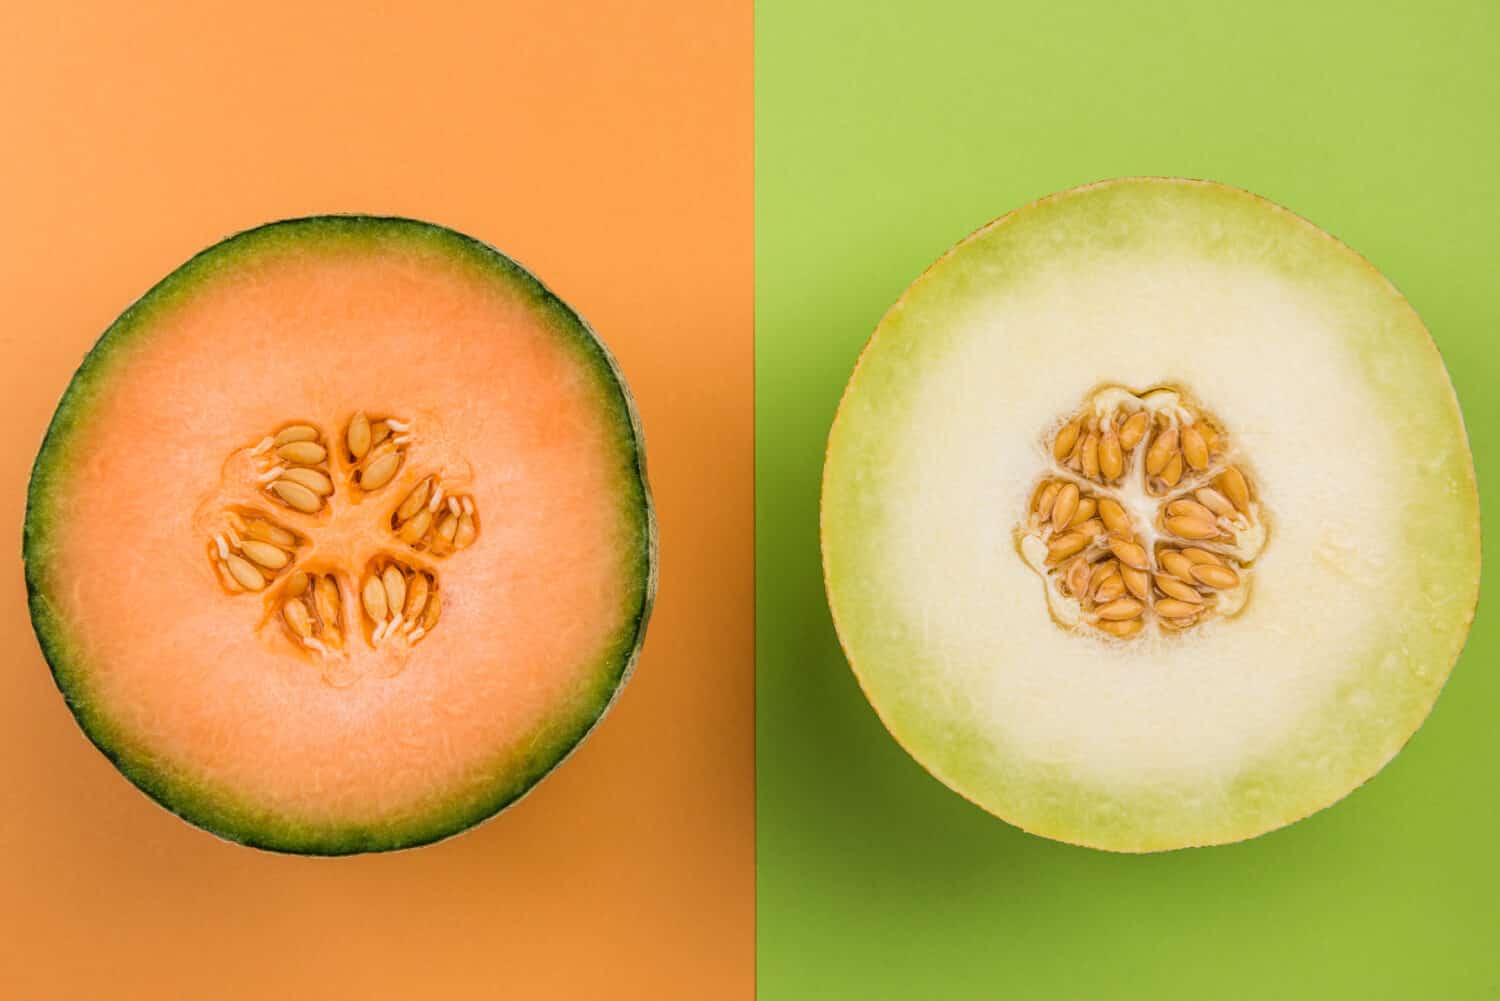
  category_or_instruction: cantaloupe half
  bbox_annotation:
[24,217,655,854]
[822,178,1480,852]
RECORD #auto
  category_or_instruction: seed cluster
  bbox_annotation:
[253,424,336,514]
[1020,387,1265,639]
[208,412,481,662]
[359,559,442,645]
[345,412,409,492]
[391,476,479,555]
[280,572,347,654]
[210,513,303,593]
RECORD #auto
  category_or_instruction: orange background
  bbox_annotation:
[0,3,751,999]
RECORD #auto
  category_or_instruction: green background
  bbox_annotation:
[755,2,1498,998]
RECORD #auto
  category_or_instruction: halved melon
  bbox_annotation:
[25,217,655,854]
[822,178,1479,852]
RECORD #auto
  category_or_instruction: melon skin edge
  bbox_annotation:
[23,216,658,854]
[820,177,1481,852]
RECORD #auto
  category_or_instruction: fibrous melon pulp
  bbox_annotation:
[822,178,1479,852]
[25,217,655,854]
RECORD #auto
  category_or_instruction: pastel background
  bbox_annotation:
[6,2,1499,998]
[756,2,1499,999]
[0,3,751,999]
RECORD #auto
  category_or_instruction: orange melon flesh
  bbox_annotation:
[25,218,655,853]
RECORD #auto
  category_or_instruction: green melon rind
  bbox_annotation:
[822,178,1481,851]
[23,216,657,855]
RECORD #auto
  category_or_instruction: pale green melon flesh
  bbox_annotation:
[822,178,1480,852]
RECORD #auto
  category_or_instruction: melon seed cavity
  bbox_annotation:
[252,422,335,513]
[1017,385,1268,640]
[345,411,411,492]
[208,511,304,593]
[207,413,480,672]
[359,558,442,645]
[390,475,480,556]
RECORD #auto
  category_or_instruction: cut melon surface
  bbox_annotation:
[821,178,1479,852]
[25,217,655,854]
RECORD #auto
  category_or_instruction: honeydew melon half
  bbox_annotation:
[24,217,656,854]
[822,178,1479,852]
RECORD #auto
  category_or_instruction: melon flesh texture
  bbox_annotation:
[25,218,654,853]
[822,178,1479,852]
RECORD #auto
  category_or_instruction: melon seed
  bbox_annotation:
[404,573,431,619]
[314,575,341,629]
[1069,496,1097,528]
[1080,432,1101,479]
[1154,574,1204,603]
[283,600,314,638]
[1047,531,1089,563]
[1160,451,1184,488]
[1087,558,1119,594]
[1098,497,1131,535]
[454,512,477,549]
[1181,424,1209,470]
[1118,411,1149,450]
[1093,574,1126,602]
[225,554,265,591]
[280,466,334,496]
[381,565,407,614]
[1155,598,1201,619]
[274,425,319,446]
[277,441,327,465]
[1189,563,1240,589]
[421,592,442,629]
[1052,419,1081,461]
[1182,547,1223,565]
[399,507,434,545]
[1096,597,1144,621]
[1165,515,1219,540]
[1099,430,1124,480]
[1216,466,1251,514]
[1062,557,1090,596]
[1051,482,1080,534]
[240,539,289,570]
[1034,480,1060,517]
[1159,550,1196,580]
[361,452,401,491]
[347,412,372,461]
[365,438,397,464]
[271,479,323,513]
[245,520,297,548]
[1121,565,1151,602]
[285,571,310,597]
[360,574,388,622]
[397,477,433,523]
[1167,498,1216,522]
[1107,536,1149,570]
[1065,431,1084,470]
[1145,426,1178,476]
[1194,487,1236,518]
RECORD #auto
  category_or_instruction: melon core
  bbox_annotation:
[24,217,656,854]
[821,178,1479,852]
